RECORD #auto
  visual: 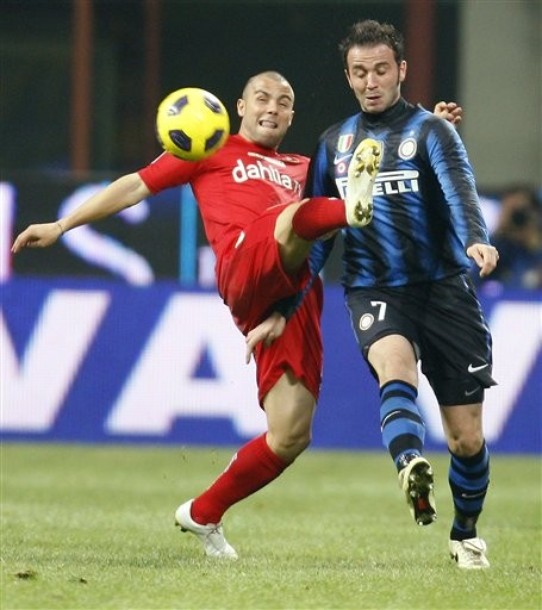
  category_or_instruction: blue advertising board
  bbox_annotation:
[1,279,540,453]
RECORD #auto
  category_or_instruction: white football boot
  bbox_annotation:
[345,138,381,227]
[175,499,238,560]
[449,538,490,569]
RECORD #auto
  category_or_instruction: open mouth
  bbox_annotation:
[259,119,278,129]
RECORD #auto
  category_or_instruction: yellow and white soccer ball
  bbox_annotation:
[156,87,230,161]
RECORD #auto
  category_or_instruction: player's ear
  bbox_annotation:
[237,98,245,118]
[399,60,407,83]
[288,109,294,126]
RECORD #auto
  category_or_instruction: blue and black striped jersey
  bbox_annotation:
[305,98,490,288]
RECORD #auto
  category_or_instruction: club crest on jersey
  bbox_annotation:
[337,134,354,153]
[398,137,417,160]
[359,313,375,331]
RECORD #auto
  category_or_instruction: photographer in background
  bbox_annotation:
[480,185,542,290]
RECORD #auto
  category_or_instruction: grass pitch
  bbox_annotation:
[1,444,540,610]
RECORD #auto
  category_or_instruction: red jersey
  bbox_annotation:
[139,134,322,402]
[138,134,309,258]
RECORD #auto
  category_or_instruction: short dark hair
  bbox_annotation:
[339,20,405,68]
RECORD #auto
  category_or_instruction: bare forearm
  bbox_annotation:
[60,173,150,232]
[12,172,152,253]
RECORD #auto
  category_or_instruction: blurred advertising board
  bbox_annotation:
[2,280,540,453]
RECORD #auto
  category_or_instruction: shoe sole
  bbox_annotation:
[346,139,381,227]
[405,460,436,526]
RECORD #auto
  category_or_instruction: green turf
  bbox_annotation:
[1,444,540,609]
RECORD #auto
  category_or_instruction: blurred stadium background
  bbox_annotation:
[1,0,541,455]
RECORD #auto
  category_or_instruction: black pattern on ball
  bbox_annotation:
[169,95,189,115]
[203,95,223,114]
[169,130,192,152]
[205,130,226,151]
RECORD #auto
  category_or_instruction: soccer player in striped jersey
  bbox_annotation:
[303,19,499,569]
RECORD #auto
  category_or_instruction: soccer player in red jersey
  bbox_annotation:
[12,71,379,559]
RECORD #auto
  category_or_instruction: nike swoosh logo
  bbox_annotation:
[468,363,489,373]
[464,387,479,397]
[333,154,352,165]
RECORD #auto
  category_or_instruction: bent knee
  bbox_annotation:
[447,432,484,457]
[268,429,312,462]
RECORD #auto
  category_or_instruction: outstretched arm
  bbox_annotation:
[12,172,151,253]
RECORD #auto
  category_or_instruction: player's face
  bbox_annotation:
[237,76,295,149]
[344,44,406,114]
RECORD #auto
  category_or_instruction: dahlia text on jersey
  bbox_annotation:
[232,159,303,197]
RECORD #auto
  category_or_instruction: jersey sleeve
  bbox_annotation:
[138,152,201,194]
[425,120,490,249]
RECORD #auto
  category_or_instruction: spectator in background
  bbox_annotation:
[478,185,542,290]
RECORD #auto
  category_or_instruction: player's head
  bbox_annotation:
[237,71,295,149]
[339,20,407,114]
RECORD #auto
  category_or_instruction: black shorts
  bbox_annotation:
[345,273,496,406]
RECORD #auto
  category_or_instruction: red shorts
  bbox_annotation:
[254,278,323,404]
[216,205,324,403]
[217,205,310,334]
